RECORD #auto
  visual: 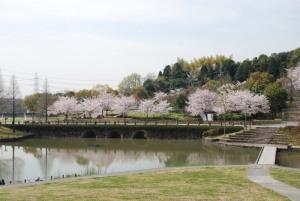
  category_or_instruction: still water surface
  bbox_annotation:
[276,150,300,168]
[0,138,259,183]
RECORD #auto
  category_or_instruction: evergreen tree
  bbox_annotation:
[267,56,281,78]
[264,81,288,114]
[221,59,236,79]
[143,79,158,97]
[235,60,252,81]
[162,65,172,79]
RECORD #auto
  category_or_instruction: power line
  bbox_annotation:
[0,67,119,82]
[0,68,121,96]
[1,74,116,88]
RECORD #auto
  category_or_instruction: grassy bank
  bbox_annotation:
[127,112,196,121]
[0,127,25,139]
[0,167,286,201]
[271,168,300,189]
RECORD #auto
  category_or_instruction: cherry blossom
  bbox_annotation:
[186,89,217,118]
[99,92,115,116]
[138,97,172,117]
[153,91,167,101]
[48,96,80,118]
[226,90,270,114]
[112,96,136,117]
[153,100,172,114]
[80,97,103,118]
[138,99,156,117]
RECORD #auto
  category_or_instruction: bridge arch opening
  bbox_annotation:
[82,130,96,138]
[132,131,147,139]
[107,131,122,139]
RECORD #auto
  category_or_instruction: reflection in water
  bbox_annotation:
[0,138,259,183]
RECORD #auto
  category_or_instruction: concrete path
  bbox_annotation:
[247,166,300,201]
[257,146,277,165]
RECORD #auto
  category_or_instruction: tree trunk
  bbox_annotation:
[223,115,226,135]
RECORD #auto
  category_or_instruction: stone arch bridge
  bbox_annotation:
[3,124,236,140]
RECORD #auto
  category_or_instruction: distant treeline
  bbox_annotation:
[143,48,300,95]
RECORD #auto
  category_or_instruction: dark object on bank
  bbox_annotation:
[35,177,41,182]
[0,179,5,185]
[88,144,103,147]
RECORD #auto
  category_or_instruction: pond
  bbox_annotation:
[0,138,259,183]
[276,150,300,168]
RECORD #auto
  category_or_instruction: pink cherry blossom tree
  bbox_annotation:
[226,90,270,126]
[153,91,168,101]
[80,97,103,118]
[217,84,235,113]
[138,96,172,118]
[99,92,115,117]
[231,90,270,115]
[112,96,136,118]
[215,84,245,133]
[153,100,172,114]
[186,89,217,121]
[138,99,156,118]
[48,96,80,120]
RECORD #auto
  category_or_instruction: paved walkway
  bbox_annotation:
[247,166,300,201]
[257,146,277,165]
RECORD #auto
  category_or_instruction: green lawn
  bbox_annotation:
[2,115,66,123]
[271,168,300,189]
[127,112,197,121]
[0,167,287,201]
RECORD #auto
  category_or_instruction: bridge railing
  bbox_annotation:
[1,119,250,127]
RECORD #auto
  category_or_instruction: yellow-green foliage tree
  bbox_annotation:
[246,72,275,94]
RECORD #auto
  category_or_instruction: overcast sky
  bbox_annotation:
[0,0,299,95]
